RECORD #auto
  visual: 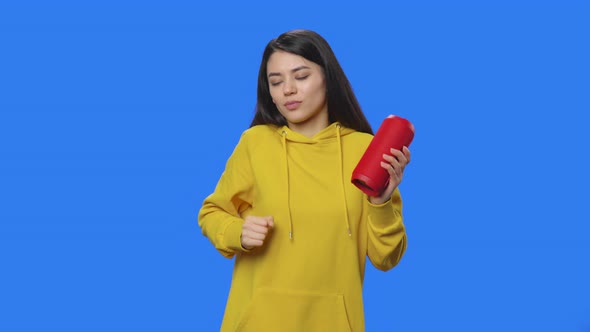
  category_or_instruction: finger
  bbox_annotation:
[382,153,401,169]
[244,223,270,235]
[382,161,401,183]
[265,216,275,228]
[243,230,267,241]
[243,238,264,248]
[381,161,396,178]
[402,146,411,164]
[247,216,273,227]
[381,163,400,188]
[390,148,408,166]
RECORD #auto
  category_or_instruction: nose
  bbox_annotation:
[283,79,297,96]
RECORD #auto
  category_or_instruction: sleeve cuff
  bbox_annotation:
[224,218,252,253]
[366,196,400,228]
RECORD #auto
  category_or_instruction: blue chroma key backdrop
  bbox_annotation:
[1,1,589,331]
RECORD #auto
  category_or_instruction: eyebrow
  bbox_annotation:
[268,65,311,78]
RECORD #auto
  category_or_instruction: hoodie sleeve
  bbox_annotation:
[198,131,254,259]
[365,188,407,271]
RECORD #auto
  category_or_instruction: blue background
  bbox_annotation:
[1,1,589,331]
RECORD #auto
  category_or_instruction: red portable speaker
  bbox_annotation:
[351,115,415,197]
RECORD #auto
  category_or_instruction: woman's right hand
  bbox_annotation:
[241,216,274,250]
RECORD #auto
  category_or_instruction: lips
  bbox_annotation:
[284,101,302,111]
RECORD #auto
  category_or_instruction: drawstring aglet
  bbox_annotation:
[347,228,352,237]
[289,231,293,240]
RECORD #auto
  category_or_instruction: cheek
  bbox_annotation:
[309,84,326,103]
[269,89,279,104]
[308,79,326,96]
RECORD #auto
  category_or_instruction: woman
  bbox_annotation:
[198,29,411,332]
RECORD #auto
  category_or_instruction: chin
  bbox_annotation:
[286,117,309,125]
[281,113,306,124]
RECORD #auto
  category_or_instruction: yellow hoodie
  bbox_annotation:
[198,122,407,332]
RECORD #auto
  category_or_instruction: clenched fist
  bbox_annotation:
[241,216,274,250]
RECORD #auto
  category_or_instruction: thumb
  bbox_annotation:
[266,216,275,228]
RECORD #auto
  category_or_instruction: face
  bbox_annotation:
[267,51,328,136]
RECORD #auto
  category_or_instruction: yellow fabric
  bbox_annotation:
[198,122,407,332]
[281,130,294,239]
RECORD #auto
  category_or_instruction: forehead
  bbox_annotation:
[267,51,319,72]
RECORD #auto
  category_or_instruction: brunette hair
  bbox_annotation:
[250,29,373,135]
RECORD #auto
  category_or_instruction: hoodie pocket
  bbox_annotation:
[235,287,352,332]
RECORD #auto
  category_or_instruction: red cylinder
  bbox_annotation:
[351,115,415,197]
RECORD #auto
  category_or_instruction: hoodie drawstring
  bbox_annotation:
[336,124,352,237]
[281,131,294,240]
[281,124,351,240]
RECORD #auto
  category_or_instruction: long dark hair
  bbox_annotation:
[250,29,373,135]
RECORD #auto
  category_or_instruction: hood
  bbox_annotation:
[276,122,355,240]
[275,122,356,144]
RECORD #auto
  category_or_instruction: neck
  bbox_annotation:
[287,113,329,138]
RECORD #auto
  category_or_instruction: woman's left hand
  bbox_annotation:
[369,146,411,205]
